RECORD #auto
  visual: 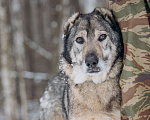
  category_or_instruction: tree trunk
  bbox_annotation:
[0,0,18,120]
[9,0,28,120]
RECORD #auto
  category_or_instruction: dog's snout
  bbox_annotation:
[85,53,98,68]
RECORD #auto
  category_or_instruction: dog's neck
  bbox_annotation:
[60,56,122,118]
[60,57,122,84]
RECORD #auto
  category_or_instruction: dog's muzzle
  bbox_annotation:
[85,53,100,73]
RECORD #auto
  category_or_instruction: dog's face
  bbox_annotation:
[62,8,123,84]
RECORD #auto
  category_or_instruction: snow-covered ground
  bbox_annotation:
[27,100,40,120]
[0,99,41,120]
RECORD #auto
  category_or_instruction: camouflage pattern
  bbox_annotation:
[107,0,150,119]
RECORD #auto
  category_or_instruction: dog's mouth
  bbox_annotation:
[87,67,100,73]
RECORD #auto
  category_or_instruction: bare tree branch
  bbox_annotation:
[24,36,53,60]
[0,71,51,81]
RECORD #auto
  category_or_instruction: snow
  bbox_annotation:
[0,99,41,120]
[71,63,74,67]
[27,100,40,120]
[23,71,50,82]
[55,4,62,12]
[59,57,64,70]
[51,21,58,28]
[62,34,66,39]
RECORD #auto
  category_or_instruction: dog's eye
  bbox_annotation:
[76,37,84,44]
[98,34,107,42]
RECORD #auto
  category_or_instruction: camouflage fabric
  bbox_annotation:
[107,0,150,120]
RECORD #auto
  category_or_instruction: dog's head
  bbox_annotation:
[61,8,123,84]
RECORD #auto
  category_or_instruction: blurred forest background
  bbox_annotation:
[0,0,107,119]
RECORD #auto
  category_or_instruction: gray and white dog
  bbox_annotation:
[40,7,123,120]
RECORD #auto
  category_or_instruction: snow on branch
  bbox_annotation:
[24,36,53,60]
[23,71,50,82]
[0,71,50,82]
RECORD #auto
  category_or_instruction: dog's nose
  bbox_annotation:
[85,53,98,68]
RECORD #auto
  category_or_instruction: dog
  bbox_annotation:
[40,7,123,120]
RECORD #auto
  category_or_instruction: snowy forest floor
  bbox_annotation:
[0,98,40,120]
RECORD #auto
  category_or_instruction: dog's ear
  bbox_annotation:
[93,7,116,25]
[64,12,80,35]
[62,13,80,64]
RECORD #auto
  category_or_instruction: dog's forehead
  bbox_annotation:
[76,16,105,32]
[77,19,89,30]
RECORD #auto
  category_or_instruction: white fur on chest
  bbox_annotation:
[71,65,107,84]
